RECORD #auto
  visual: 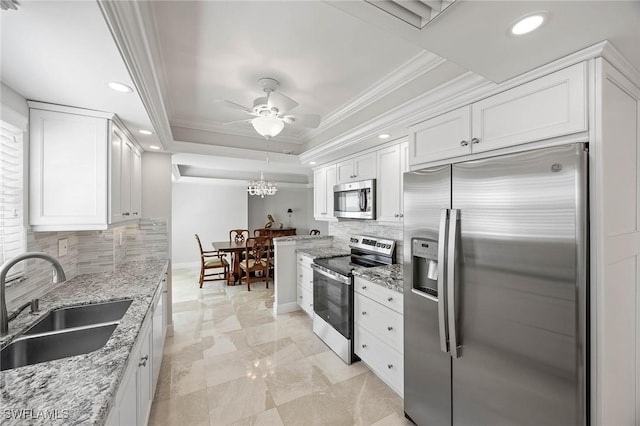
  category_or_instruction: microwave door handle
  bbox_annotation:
[359,190,367,211]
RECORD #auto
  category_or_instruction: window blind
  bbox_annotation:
[0,121,25,280]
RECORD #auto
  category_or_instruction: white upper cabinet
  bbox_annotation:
[313,164,336,220]
[336,152,376,183]
[29,102,142,231]
[409,106,472,165]
[111,128,143,223]
[377,143,404,222]
[409,62,587,166]
[471,62,587,153]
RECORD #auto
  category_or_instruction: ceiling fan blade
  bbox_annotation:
[214,99,253,114]
[222,118,253,125]
[268,91,299,114]
[284,114,321,129]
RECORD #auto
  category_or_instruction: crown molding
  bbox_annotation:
[601,41,640,85]
[170,141,308,168]
[97,0,174,150]
[306,51,446,141]
[170,118,303,145]
[300,40,627,164]
[300,71,490,163]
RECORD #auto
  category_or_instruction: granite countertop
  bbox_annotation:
[353,264,404,293]
[273,235,333,243]
[296,247,350,260]
[0,259,168,426]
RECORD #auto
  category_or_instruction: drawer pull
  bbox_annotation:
[362,311,367,315]
[139,355,148,367]
[471,137,480,144]
[460,140,469,147]
[387,364,393,369]
[361,286,367,290]
[362,344,367,349]
[387,297,393,302]
[387,326,393,331]
[299,275,303,278]
[299,296,303,299]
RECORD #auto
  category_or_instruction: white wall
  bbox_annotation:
[248,187,326,235]
[172,180,248,265]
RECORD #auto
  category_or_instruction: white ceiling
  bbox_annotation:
[2,1,640,185]
[0,1,161,151]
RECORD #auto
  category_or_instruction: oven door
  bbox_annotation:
[311,265,352,339]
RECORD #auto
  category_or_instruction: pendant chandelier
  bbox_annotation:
[247,170,278,198]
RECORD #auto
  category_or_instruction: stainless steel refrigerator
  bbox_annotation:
[403,143,588,426]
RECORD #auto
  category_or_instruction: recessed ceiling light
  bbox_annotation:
[378,133,391,139]
[139,130,153,135]
[149,145,161,150]
[310,161,316,165]
[108,81,133,93]
[510,13,546,35]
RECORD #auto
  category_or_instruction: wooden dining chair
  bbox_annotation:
[239,236,271,291]
[309,229,320,235]
[195,234,229,288]
[230,229,249,244]
[229,229,250,278]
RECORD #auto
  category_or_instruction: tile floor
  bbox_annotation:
[148,266,411,426]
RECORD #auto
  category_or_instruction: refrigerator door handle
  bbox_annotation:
[437,208,450,354]
[447,208,462,358]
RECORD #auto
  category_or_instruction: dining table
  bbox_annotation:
[211,240,251,285]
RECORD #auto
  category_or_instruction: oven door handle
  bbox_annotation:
[311,263,351,285]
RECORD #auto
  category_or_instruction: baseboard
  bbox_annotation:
[172,261,199,269]
[274,302,301,315]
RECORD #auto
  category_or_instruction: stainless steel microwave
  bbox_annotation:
[333,179,376,219]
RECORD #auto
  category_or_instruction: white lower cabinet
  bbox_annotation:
[106,276,167,426]
[354,277,404,397]
[297,254,314,316]
[106,315,152,426]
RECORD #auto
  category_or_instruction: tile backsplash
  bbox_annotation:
[329,219,404,264]
[5,218,169,311]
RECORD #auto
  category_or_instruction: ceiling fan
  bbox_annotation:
[218,77,321,139]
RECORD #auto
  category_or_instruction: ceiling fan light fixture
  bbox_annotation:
[252,115,284,138]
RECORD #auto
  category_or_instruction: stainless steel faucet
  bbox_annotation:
[0,252,67,335]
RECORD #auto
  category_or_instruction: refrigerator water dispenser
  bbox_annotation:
[412,238,439,298]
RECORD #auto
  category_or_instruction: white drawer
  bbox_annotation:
[355,326,403,397]
[354,277,403,314]
[354,292,403,349]
[296,253,314,269]
[297,263,313,292]
[297,284,313,317]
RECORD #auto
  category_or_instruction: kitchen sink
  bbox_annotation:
[1,323,118,371]
[23,299,132,335]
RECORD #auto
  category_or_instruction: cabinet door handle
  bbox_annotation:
[394,214,399,217]
[387,297,393,302]
[123,212,130,216]
[139,355,148,366]
[387,364,393,369]
[387,326,393,331]
[299,296,303,299]
[460,140,469,147]
[362,311,367,315]
[399,214,404,218]
[362,344,367,349]
[471,137,480,144]
[361,286,367,290]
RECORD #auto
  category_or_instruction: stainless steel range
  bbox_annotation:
[311,235,395,364]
